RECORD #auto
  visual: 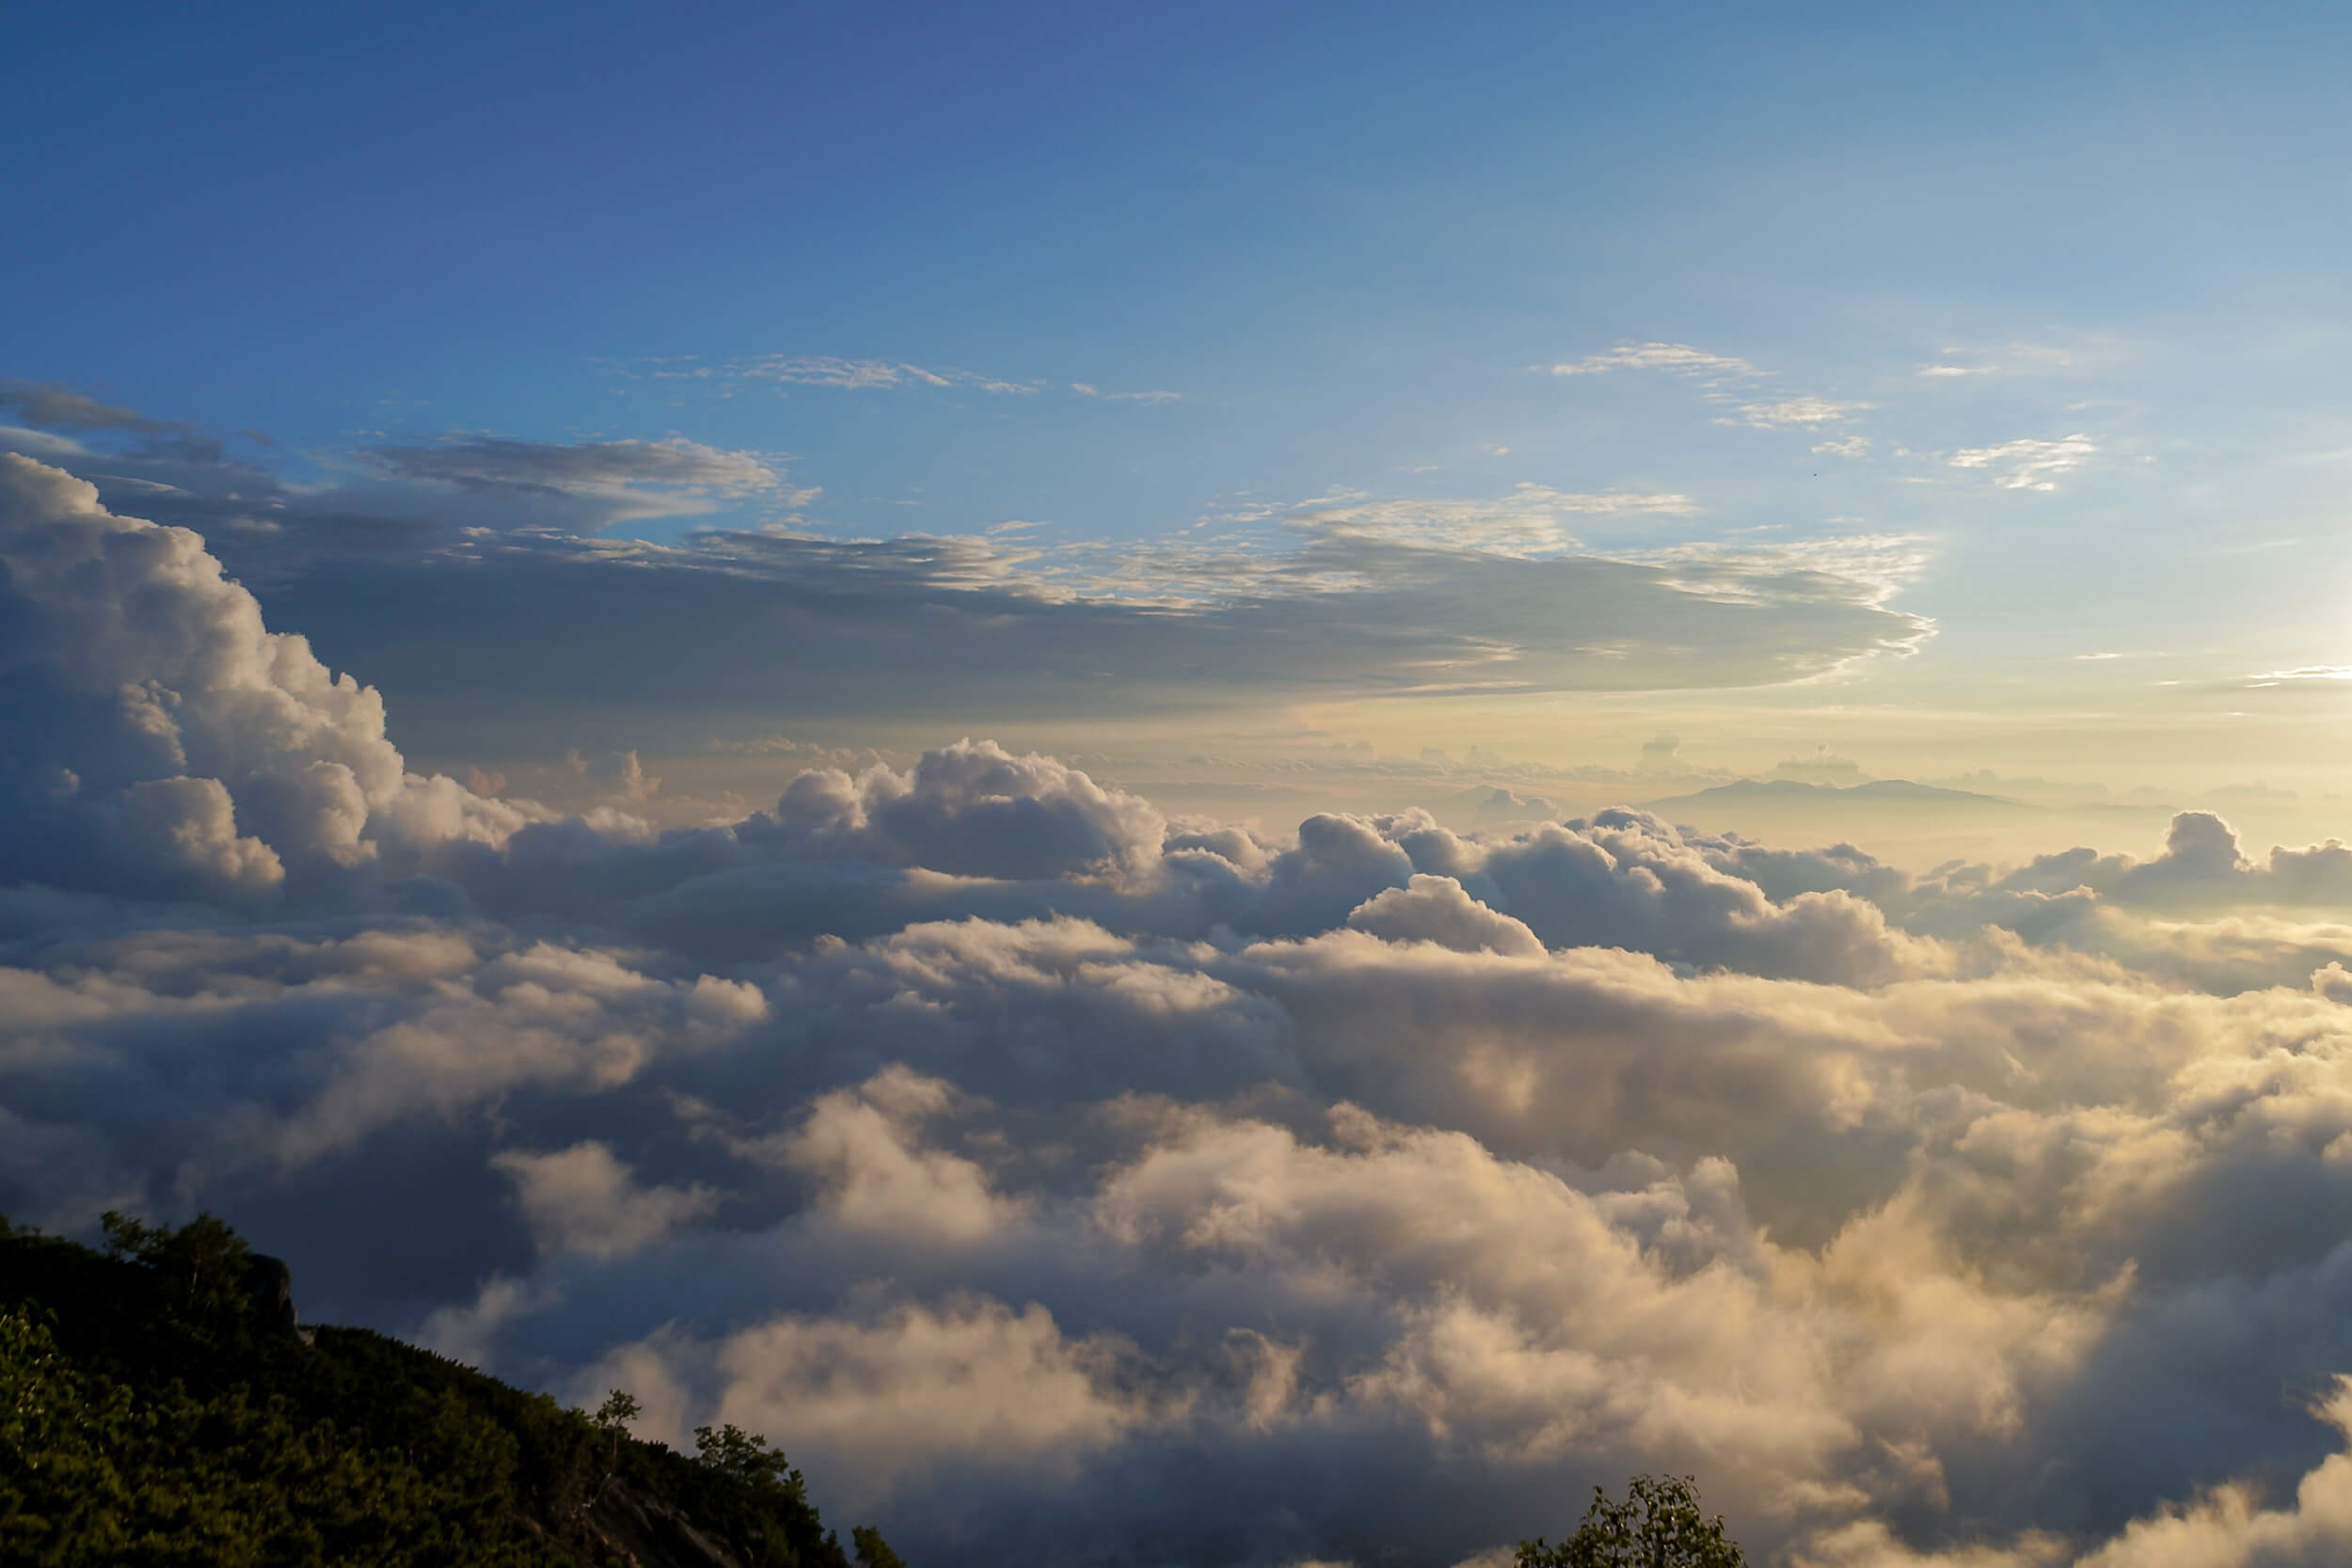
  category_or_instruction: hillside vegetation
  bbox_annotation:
[0,1212,901,1568]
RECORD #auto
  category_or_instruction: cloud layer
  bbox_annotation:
[0,401,1931,755]
[13,458,2352,1565]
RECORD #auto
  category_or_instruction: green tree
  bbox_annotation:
[589,1388,640,1467]
[591,1389,641,1430]
[693,1421,808,1505]
[1518,1474,1744,1568]
[851,1524,907,1568]
[100,1210,253,1324]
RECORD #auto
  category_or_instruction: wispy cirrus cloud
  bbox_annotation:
[1544,341,1760,380]
[1947,432,2097,490]
[0,379,811,540]
[369,436,784,498]
[1071,383,1183,404]
[0,378,176,433]
[362,435,803,527]
[620,356,1184,403]
[1542,343,1869,432]
[1287,483,1698,556]
[0,376,227,463]
[1724,396,1873,428]
[732,356,1043,394]
[1916,342,2081,378]
[1632,531,1933,615]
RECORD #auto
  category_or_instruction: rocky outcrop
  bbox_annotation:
[580,1479,755,1568]
[246,1253,313,1343]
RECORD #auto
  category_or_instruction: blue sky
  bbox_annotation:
[9,1,2352,800]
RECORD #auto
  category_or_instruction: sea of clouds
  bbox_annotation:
[12,450,2352,1566]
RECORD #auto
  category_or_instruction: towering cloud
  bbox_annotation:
[0,456,518,900]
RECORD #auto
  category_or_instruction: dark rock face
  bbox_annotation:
[246,1253,310,1342]
[585,1481,753,1568]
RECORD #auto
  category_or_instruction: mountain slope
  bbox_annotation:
[0,1213,899,1568]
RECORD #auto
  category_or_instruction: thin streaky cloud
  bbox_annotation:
[1285,483,1699,558]
[1728,396,1871,428]
[1947,432,2097,491]
[730,356,1042,394]
[1546,345,1868,437]
[1543,341,1761,379]
[1917,343,2082,378]
[0,425,91,459]
[742,356,951,388]
[1630,531,1933,610]
[666,356,1179,399]
[0,378,230,465]
[0,378,177,433]
[367,436,783,499]
[1073,384,1184,403]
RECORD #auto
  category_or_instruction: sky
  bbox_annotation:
[12,1,2352,818]
[14,5,2352,1566]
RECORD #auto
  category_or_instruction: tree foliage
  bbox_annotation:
[0,1212,907,1568]
[693,1420,807,1504]
[1518,1474,1745,1568]
[851,1524,908,1568]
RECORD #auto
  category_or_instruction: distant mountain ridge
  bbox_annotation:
[1644,777,2026,812]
